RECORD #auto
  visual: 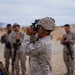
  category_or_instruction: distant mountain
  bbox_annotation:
[0,22,29,28]
[0,22,7,28]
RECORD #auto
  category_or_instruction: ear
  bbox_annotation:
[41,28,45,33]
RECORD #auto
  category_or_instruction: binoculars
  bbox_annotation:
[30,19,39,31]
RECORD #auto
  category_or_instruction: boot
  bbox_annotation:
[22,72,25,75]
[16,71,19,75]
[65,72,70,75]
[65,69,70,75]
[5,67,9,74]
[70,70,74,75]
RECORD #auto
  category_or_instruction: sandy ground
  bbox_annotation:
[0,40,75,75]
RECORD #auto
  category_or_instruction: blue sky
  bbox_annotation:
[0,0,75,26]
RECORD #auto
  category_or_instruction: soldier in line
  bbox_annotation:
[21,17,55,75]
[61,24,75,75]
[9,23,26,75]
[1,24,12,74]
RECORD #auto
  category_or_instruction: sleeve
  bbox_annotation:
[19,32,25,44]
[9,33,16,44]
[1,34,6,43]
[21,36,45,56]
[9,32,25,45]
[70,33,75,44]
[25,42,45,56]
[21,34,30,46]
[60,37,65,45]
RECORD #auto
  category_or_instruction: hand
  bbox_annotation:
[26,27,35,36]
[63,34,67,39]
[64,40,68,43]
[16,35,20,40]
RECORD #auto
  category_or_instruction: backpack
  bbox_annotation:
[0,62,7,75]
[0,72,6,75]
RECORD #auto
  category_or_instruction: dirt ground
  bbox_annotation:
[0,40,75,75]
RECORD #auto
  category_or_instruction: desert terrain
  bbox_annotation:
[0,25,75,75]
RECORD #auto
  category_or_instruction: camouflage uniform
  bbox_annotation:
[9,31,26,75]
[21,17,55,75]
[21,35,52,75]
[61,31,75,71]
[1,33,12,72]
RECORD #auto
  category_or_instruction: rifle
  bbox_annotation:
[1,35,11,49]
[12,42,21,74]
[64,38,74,59]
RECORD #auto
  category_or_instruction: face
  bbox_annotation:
[7,26,12,31]
[65,26,70,33]
[13,26,20,32]
[37,25,44,37]
[26,27,34,35]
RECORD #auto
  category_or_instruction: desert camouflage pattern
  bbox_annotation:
[61,31,75,70]
[1,33,11,70]
[9,31,26,75]
[37,17,55,30]
[21,35,52,75]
